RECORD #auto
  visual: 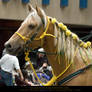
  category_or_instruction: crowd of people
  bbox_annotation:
[0,48,53,86]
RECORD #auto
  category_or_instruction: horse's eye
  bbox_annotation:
[28,24,35,29]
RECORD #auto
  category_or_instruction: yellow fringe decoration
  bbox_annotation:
[52,18,57,24]
[87,41,91,47]
[66,30,71,36]
[83,43,88,48]
[72,34,78,40]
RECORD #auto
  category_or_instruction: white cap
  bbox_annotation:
[38,48,44,52]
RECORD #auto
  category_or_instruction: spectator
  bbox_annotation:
[33,70,51,86]
[22,69,35,86]
[36,48,48,69]
[0,51,24,86]
[24,62,32,76]
[39,63,53,79]
[15,69,38,86]
[36,48,53,79]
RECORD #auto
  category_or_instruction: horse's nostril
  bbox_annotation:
[5,43,12,49]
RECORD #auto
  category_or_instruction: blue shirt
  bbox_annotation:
[37,73,50,80]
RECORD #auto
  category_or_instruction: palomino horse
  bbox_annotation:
[4,4,92,86]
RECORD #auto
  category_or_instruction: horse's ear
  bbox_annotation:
[36,6,44,19]
[28,4,34,12]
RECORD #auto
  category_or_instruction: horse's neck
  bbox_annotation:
[43,22,92,77]
[42,23,70,76]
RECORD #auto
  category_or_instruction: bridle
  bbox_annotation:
[16,16,56,50]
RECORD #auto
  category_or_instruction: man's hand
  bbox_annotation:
[20,75,24,81]
[42,63,47,68]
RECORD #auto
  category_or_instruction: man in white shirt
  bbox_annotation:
[0,53,24,86]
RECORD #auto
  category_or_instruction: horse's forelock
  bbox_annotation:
[22,11,40,26]
[22,7,47,29]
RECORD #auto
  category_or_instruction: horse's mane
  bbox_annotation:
[48,17,92,64]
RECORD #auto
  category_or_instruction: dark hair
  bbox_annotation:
[22,69,28,79]
[2,49,7,56]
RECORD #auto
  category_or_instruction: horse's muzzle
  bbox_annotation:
[4,42,12,50]
[4,41,22,55]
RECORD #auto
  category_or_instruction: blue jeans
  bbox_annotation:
[0,70,13,86]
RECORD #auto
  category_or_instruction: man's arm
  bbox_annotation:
[13,56,24,81]
[16,69,24,81]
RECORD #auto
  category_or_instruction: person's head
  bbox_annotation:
[42,62,48,68]
[25,62,31,70]
[2,48,8,56]
[38,48,45,58]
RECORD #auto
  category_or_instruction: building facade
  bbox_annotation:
[0,0,92,57]
[0,0,92,26]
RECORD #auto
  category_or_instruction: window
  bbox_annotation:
[79,0,88,8]
[60,0,68,7]
[22,0,30,4]
[42,0,50,5]
[2,0,10,2]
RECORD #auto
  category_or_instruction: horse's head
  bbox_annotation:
[4,4,47,55]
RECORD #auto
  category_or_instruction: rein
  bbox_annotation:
[15,16,92,86]
[58,63,92,85]
[16,16,58,86]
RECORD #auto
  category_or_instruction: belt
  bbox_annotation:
[1,69,12,75]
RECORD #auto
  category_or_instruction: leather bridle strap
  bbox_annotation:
[58,64,92,85]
